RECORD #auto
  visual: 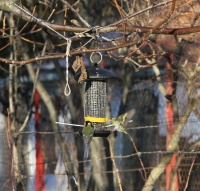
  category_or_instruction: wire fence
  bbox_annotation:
[0,122,200,190]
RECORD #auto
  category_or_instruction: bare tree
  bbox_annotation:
[0,0,200,190]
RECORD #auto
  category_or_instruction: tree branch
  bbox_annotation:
[1,1,200,36]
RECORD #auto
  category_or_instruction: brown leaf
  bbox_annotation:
[72,55,87,83]
[78,72,87,83]
[72,56,81,72]
[78,57,87,83]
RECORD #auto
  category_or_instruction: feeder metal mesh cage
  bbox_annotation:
[84,80,106,130]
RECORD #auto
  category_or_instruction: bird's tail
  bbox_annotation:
[84,146,89,159]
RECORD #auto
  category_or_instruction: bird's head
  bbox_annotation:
[86,121,91,126]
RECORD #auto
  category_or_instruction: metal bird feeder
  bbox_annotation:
[75,52,117,137]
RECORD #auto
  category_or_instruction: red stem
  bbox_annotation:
[165,52,179,191]
[34,89,45,191]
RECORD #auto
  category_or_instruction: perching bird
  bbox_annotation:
[111,108,135,134]
[82,121,94,158]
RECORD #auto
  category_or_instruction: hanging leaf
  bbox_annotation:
[78,57,87,83]
[72,55,87,83]
[72,56,81,72]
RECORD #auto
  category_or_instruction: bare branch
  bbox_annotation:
[183,154,197,191]
[108,137,123,191]
[60,0,91,28]
[0,0,200,37]
[128,134,147,181]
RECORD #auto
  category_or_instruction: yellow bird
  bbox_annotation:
[111,109,135,134]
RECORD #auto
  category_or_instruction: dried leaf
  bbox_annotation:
[72,55,87,83]
[78,57,87,83]
[78,72,87,83]
[72,56,81,72]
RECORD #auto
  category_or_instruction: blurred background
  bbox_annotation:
[0,0,200,190]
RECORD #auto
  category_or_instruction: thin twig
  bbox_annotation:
[13,2,69,41]
[107,137,123,191]
[6,109,12,149]
[0,7,35,52]
[110,0,173,26]
[60,0,91,28]
[128,134,147,181]
[183,153,197,191]
[6,109,16,191]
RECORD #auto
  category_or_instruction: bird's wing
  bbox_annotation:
[122,113,128,123]
[117,115,124,123]
[123,109,136,128]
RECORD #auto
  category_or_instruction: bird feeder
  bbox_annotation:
[75,52,117,137]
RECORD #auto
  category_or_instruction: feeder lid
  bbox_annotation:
[75,52,117,81]
[75,63,117,81]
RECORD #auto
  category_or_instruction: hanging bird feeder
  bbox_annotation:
[75,52,117,137]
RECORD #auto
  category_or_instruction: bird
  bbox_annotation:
[111,108,136,134]
[82,121,94,158]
